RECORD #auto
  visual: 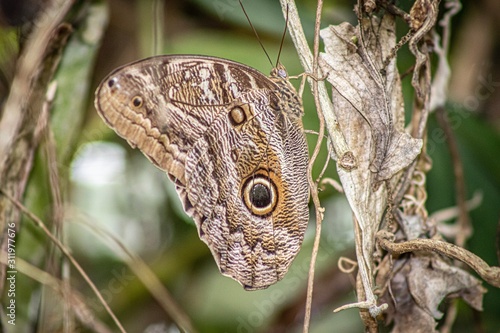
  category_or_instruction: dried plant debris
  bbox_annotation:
[375,211,487,332]
[318,13,423,317]
[377,252,486,333]
[319,15,422,189]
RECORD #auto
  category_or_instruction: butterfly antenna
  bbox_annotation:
[276,4,289,68]
[239,0,273,67]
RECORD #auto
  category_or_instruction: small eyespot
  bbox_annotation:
[108,78,117,88]
[132,96,143,108]
[230,149,239,162]
[242,175,278,216]
[228,106,246,126]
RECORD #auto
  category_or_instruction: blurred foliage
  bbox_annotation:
[427,107,500,332]
[1,0,499,332]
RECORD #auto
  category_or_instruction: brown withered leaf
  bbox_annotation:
[319,15,422,187]
[378,255,439,333]
[378,251,486,333]
[318,14,422,315]
[408,254,485,318]
[376,213,486,332]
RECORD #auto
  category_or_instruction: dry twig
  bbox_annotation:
[0,189,127,333]
[377,231,500,288]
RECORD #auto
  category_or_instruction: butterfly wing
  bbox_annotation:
[95,55,309,289]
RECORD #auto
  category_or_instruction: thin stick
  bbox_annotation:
[377,231,500,288]
[302,0,325,331]
[0,0,74,169]
[152,0,164,56]
[43,83,75,331]
[0,189,127,333]
[77,218,197,333]
[435,106,470,246]
[0,252,114,333]
[278,0,353,170]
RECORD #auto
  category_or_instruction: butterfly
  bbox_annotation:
[95,55,309,290]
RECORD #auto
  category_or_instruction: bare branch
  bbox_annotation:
[278,0,355,171]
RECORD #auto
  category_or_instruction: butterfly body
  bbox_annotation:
[95,55,309,290]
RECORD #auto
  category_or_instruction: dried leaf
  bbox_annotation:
[319,14,422,316]
[377,251,486,333]
[319,16,422,187]
[382,256,438,333]
[408,254,486,318]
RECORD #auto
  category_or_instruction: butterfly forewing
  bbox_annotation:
[95,55,309,290]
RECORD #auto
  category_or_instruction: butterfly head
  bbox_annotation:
[267,64,304,119]
[270,63,288,79]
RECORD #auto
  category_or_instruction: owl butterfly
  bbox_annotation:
[95,55,309,290]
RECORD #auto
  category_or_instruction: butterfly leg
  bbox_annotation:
[289,72,328,97]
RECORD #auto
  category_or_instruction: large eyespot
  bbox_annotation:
[242,175,278,216]
[131,95,143,108]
